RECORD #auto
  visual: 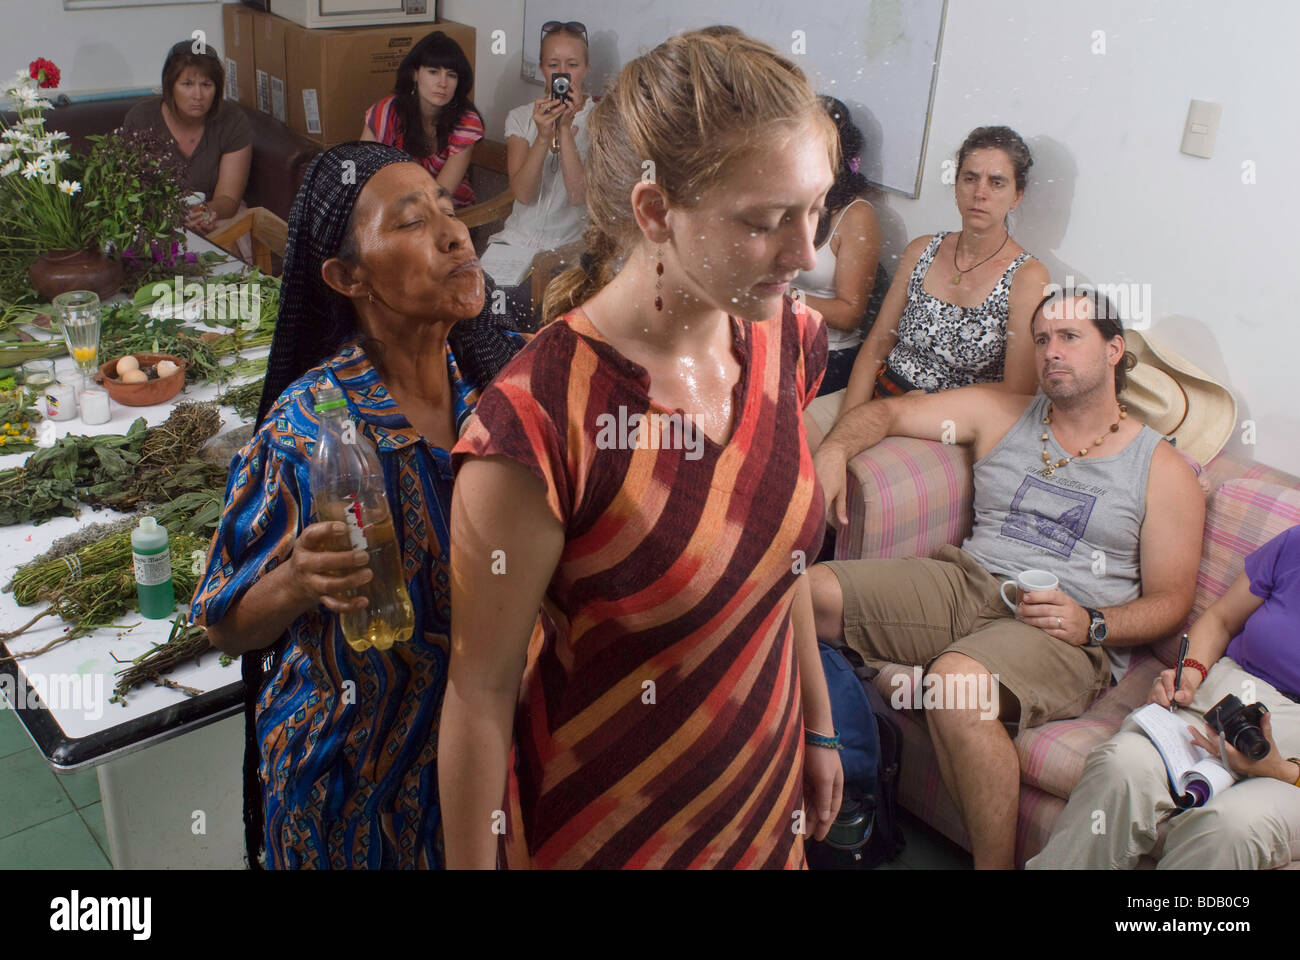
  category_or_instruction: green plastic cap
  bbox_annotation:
[315,385,347,413]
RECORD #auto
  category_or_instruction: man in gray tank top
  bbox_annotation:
[808,289,1205,869]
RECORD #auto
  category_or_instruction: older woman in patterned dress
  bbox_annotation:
[191,142,524,869]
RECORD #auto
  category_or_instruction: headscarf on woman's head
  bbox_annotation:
[257,140,523,426]
[255,141,411,426]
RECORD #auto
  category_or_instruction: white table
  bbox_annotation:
[0,237,265,868]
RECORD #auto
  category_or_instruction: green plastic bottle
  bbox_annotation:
[132,516,175,619]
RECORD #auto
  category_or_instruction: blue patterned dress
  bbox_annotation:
[190,338,522,868]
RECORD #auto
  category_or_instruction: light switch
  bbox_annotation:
[1181,100,1222,158]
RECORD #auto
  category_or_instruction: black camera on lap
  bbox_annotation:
[1204,694,1271,762]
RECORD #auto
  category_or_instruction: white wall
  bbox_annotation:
[16,0,1298,472]
[445,0,1300,475]
[441,0,535,138]
[8,0,223,94]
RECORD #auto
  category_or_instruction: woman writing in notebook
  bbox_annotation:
[1029,524,1300,869]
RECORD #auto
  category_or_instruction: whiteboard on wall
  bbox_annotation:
[521,0,947,197]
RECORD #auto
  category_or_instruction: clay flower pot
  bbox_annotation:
[28,249,125,301]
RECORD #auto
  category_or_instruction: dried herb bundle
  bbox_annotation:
[222,379,264,423]
[1,530,207,647]
[110,617,219,704]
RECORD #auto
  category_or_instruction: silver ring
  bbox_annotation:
[1057,616,1062,629]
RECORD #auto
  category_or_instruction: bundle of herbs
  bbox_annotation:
[221,378,264,423]
[110,617,220,704]
[0,527,207,650]
[0,416,147,525]
[0,401,225,525]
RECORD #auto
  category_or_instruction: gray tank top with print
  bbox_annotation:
[961,394,1163,680]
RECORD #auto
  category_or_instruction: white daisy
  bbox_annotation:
[20,160,39,179]
[0,158,20,177]
[57,179,80,196]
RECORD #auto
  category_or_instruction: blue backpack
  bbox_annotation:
[805,641,906,869]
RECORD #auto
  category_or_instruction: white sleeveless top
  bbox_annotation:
[794,198,871,351]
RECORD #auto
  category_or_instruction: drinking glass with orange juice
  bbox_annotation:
[54,290,102,379]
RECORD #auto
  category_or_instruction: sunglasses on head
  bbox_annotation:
[541,20,588,43]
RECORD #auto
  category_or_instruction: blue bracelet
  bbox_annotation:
[805,728,843,750]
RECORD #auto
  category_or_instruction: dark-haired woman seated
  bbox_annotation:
[124,40,252,235]
[190,143,524,869]
[794,97,882,396]
[807,126,1048,447]
[361,31,483,208]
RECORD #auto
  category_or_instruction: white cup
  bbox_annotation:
[44,380,77,422]
[1000,569,1060,614]
[80,386,110,425]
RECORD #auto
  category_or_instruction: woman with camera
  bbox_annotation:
[1028,524,1300,870]
[479,21,593,298]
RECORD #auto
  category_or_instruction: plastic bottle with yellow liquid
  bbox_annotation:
[308,385,415,652]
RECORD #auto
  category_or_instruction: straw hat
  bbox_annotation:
[1119,329,1237,466]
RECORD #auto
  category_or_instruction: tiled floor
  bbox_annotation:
[0,704,971,870]
[0,707,109,869]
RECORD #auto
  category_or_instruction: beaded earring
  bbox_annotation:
[654,247,663,312]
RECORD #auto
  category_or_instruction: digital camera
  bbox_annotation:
[549,72,572,102]
[1204,694,1270,762]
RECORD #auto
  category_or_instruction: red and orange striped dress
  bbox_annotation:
[452,297,827,868]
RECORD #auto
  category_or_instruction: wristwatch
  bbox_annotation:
[1085,608,1108,645]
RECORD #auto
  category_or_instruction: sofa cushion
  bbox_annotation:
[836,437,973,561]
[1152,479,1300,666]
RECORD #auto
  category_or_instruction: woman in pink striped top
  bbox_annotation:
[362,30,484,207]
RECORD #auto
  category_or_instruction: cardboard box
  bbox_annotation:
[221,3,256,109]
[285,19,475,148]
[252,9,291,124]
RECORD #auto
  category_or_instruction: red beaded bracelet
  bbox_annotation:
[1181,657,1209,683]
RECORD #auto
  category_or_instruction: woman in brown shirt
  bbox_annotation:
[124,40,252,235]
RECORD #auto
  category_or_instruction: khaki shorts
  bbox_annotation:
[822,544,1111,732]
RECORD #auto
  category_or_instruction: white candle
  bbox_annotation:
[44,380,77,422]
[80,387,110,425]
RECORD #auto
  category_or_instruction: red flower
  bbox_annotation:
[29,58,61,89]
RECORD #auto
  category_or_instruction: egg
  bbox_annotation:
[155,359,180,379]
[115,355,140,376]
[120,369,148,384]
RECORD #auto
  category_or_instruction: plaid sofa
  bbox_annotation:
[834,436,1300,866]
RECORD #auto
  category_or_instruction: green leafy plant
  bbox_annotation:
[80,126,187,266]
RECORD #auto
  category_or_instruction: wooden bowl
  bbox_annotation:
[94,353,188,407]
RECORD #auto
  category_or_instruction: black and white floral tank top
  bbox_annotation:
[886,231,1032,392]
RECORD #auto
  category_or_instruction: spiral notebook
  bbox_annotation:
[1132,703,1236,807]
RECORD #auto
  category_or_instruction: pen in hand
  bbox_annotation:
[1170,632,1190,712]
